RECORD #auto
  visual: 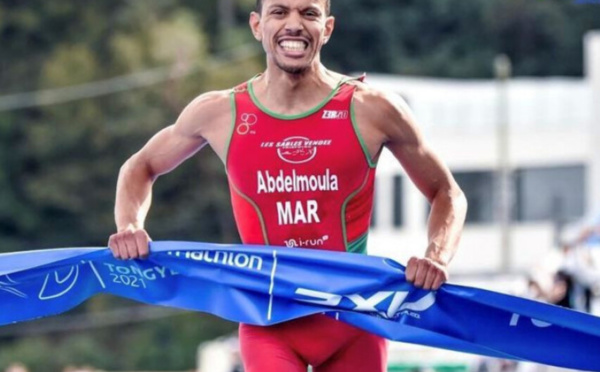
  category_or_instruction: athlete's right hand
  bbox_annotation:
[108,225,151,260]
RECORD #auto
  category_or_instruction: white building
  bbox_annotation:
[367,31,600,276]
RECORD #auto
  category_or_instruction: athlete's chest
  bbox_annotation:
[225,84,376,247]
[232,83,358,161]
[230,112,360,174]
[226,82,371,198]
[227,109,367,228]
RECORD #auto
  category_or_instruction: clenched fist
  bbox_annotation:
[108,226,151,260]
[405,257,448,290]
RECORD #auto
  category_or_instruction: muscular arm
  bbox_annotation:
[110,91,230,259]
[355,88,467,289]
[114,124,208,230]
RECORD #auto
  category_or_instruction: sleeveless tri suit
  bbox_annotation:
[226,76,387,372]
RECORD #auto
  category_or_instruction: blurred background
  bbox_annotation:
[1,0,600,371]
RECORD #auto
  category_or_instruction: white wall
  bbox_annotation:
[365,40,598,274]
[585,31,600,214]
[369,167,556,275]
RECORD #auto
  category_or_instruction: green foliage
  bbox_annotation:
[325,0,600,77]
[0,335,113,372]
[0,314,237,372]
[0,1,251,370]
[0,0,255,250]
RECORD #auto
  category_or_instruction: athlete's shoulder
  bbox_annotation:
[187,89,232,115]
[348,79,419,146]
[348,77,391,103]
[353,81,411,124]
[176,89,232,137]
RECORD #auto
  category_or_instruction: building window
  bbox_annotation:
[514,165,585,223]
[453,171,495,224]
[393,175,403,227]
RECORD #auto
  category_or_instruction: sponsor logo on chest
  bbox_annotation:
[260,136,332,164]
[322,110,349,119]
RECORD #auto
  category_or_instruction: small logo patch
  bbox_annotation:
[237,113,258,135]
[322,110,349,120]
[285,235,329,248]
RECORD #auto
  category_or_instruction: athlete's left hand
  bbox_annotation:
[405,257,448,290]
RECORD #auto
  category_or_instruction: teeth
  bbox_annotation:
[279,40,307,52]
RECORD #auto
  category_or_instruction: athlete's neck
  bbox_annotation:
[252,64,342,116]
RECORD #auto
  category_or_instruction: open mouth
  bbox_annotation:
[278,40,309,53]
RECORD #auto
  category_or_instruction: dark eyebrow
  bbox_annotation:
[303,6,321,14]
[267,4,290,11]
[267,4,322,14]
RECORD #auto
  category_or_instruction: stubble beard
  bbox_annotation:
[275,60,310,75]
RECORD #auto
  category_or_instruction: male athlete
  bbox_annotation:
[108,0,467,370]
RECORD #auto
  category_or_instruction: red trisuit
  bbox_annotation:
[227,77,386,372]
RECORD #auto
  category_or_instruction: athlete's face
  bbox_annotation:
[250,0,334,75]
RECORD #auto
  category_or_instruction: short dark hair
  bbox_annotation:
[255,0,331,16]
